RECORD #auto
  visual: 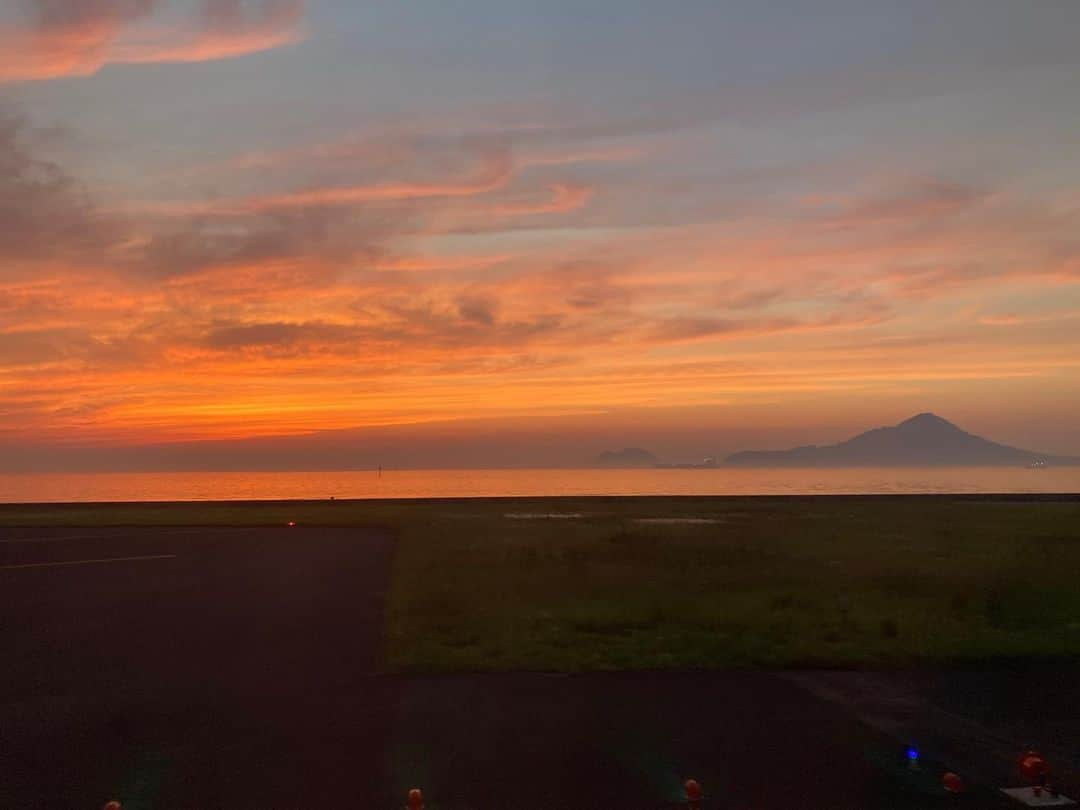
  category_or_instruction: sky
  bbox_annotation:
[1,0,1079,471]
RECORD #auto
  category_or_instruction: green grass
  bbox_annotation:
[4,496,1080,672]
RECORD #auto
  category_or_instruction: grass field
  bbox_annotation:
[4,496,1080,672]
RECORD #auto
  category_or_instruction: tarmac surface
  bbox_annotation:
[2,526,395,808]
[2,525,1073,808]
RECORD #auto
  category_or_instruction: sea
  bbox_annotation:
[1,466,1078,503]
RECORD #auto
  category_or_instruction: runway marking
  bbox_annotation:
[0,554,177,570]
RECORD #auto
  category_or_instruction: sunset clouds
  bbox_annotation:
[2,1,1079,466]
[0,0,303,82]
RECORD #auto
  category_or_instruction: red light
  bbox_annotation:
[685,779,703,802]
[943,772,964,794]
[1020,751,1049,783]
[287,521,296,527]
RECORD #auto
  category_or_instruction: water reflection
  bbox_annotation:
[1,466,1077,503]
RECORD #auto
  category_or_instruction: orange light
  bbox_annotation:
[287,521,296,527]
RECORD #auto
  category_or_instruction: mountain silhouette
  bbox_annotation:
[725,413,1079,467]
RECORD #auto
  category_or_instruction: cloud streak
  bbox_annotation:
[217,148,511,214]
[0,0,304,83]
[487,183,593,218]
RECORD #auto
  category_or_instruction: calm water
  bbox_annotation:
[0,467,1078,503]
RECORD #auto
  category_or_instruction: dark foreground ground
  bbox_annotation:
[1,526,395,808]
[2,524,1078,808]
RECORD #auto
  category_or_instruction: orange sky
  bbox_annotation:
[1,1,1079,468]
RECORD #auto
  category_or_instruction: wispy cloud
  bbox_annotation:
[806,180,993,230]
[487,183,593,218]
[220,149,511,214]
[0,0,304,83]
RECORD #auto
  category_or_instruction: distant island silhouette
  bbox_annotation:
[595,414,1080,469]
[724,413,1080,467]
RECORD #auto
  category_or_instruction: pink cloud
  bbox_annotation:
[246,159,511,212]
[977,310,1080,327]
[0,0,304,83]
[806,180,992,230]
[372,254,514,273]
[488,183,593,218]
[149,148,513,216]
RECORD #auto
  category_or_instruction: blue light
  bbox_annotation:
[906,746,920,762]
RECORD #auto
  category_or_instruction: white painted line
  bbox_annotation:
[0,554,178,570]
